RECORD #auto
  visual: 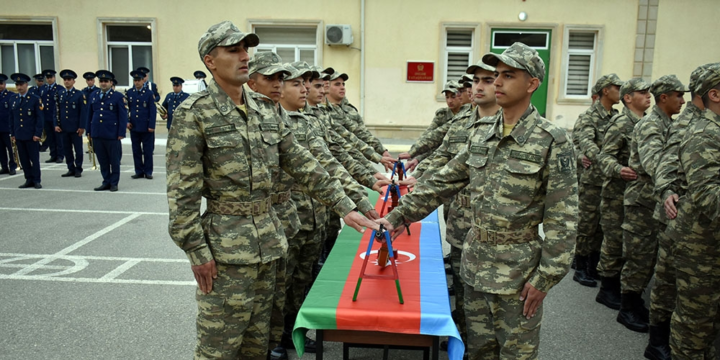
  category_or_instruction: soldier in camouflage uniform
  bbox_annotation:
[647,64,716,360]
[165,21,377,360]
[669,65,720,360]
[457,74,474,106]
[595,78,650,311]
[618,75,688,334]
[377,42,578,360]
[573,74,623,287]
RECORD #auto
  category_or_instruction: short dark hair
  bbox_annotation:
[654,94,663,104]
[701,83,720,108]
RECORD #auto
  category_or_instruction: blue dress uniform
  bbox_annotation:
[86,70,127,191]
[0,74,17,174]
[127,70,157,179]
[8,73,44,188]
[82,72,99,98]
[28,74,45,98]
[161,77,189,130]
[136,67,161,102]
[194,70,208,91]
[40,69,64,163]
[55,70,87,177]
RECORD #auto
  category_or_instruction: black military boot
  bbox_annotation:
[18,180,34,188]
[644,320,671,360]
[588,251,601,280]
[595,276,622,310]
[635,293,650,323]
[572,255,597,287]
[571,255,577,270]
[617,292,649,333]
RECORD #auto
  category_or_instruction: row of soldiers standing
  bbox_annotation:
[571,63,720,360]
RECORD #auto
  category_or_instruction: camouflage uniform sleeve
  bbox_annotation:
[597,119,625,179]
[333,121,382,163]
[386,148,470,227]
[527,138,579,293]
[414,139,453,180]
[278,129,356,218]
[427,109,448,131]
[578,113,601,160]
[637,120,666,181]
[408,120,452,159]
[326,132,377,189]
[655,127,683,201]
[682,126,720,220]
[571,116,585,169]
[165,106,213,266]
[347,110,385,155]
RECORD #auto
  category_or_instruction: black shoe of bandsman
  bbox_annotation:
[74,173,82,178]
[61,171,75,177]
[110,185,119,192]
[94,184,111,191]
[0,169,8,175]
[131,174,144,179]
[55,158,64,163]
[45,157,57,163]
[34,183,42,189]
[9,169,16,175]
[18,181,34,188]
[145,175,153,180]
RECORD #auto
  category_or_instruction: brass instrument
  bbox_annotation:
[11,137,22,171]
[156,102,168,117]
[40,129,47,144]
[87,136,98,170]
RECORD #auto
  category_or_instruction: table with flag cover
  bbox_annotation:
[292,188,465,359]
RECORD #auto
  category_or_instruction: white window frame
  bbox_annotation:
[437,23,479,102]
[97,18,157,91]
[0,17,58,86]
[248,20,324,66]
[558,25,604,104]
[491,30,550,50]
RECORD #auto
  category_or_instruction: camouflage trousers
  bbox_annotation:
[649,220,674,325]
[194,260,278,360]
[446,195,472,343]
[450,246,467,343]
[576,183,604,256]
[463,284,542,360]
[268,202,299,350]
[620,205,659,293]
[669,203,720,360]
[597,196,625,277]
[285,228,325,316]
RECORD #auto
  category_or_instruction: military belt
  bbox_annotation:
[456,193,471,208]
[474,226,538,245]
[206,198,272,216]
[271,191,291,204]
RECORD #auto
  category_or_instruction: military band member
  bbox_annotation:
[28,74,44,98]
[376,42,578,359]
[194,70,208,91]
[0,74,17,175]
[55,70,87,178]
[9,73,44,189]
[86,70,127,192]
[166,21,376,360]
[127,70,157,180]
[82,72,99,98]
[40,69,63,163]
[161,77,190,130]
[136,66,160,103]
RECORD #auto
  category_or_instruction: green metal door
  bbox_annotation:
[490,29,551,116]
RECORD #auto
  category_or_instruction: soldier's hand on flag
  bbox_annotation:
[372,179,391,194]
[380,156,396,172]
[405,158,419,172]
[398,152,411,160]
[373,172,391,181]
[364,209,380,220]
[344,211,380,233]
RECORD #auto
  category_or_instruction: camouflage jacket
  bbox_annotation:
[577,101,618,186]
[335,98,385,155]
[654,103,703,204]
[597,107,644,199]
[624,105,672,211]
[428,106,458,131]
[285,108,374,226]
[679,109,720,221]
[324,100,383,163]
[166,79,356,266]
[571,114,584,180]
[387,105,578,294]
[410,104,471,163]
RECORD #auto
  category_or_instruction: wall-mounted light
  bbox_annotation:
[518,12,528,21]
[146,25,151,30]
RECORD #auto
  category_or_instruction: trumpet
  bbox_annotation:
[11,137,22,171]
[156,102,168,117]
[87,136,98,170]
[40,129,47,144]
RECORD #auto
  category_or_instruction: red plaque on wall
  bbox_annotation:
[406,61,434,82]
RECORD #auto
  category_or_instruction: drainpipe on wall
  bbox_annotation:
[360,0,365,116]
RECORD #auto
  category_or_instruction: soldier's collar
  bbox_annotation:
[593,100,615,120]
[207,79,258,115]
[651,104,672,124]
[704,108,720,127]
[490,105,537,145]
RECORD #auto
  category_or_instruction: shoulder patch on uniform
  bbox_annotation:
[435,108,447,116]
[557,152,575,173]
[180,91,208,110]
[205,124,236,135]
[510,150,543,164]
[537,120,568,144]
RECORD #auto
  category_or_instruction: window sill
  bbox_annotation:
[556,97,593,106]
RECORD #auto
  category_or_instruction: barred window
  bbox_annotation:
[443,29,473,86]
[0,23,55,85]
[564,31,597,97]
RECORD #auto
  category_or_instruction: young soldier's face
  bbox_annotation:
[307,79,325,105]
[173,84,182,93]
[46,76,55,85]
[281,77,308,110]
[444,92,459,110]
[328,80,345,101]
[16,82,28,93]
[86,78,95,87]
[0,81,5,92]
[98,79,112,91]
[36,80,44,87]
[460,87,472,104]
[628,89,651,112]
[204,41,251,85]
[473,69,497,106]
[249,73,284,103]
[493,62,538,108]
[664,91,686,115]
[605,85,621,104]
[63,78,75,89]
[133,78,144,89]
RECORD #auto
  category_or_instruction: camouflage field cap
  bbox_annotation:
[291,61,318,79]
[313,66,331,80]
[466,60,496,75]
[689,63,717,95]
[248,52,291,77]
[328,72,348,82]
[322,67,335,75]
[650,74,690,97]
[694,63,720,97]
[283,64,312,80]
[620,78,651,98]
[441,81,459,94]
[197,21,260,59]
[482,42,545,82]
[593,73,624,94]
[458,74,473,87]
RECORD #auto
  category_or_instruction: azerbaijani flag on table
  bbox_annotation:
[293,188,465,359]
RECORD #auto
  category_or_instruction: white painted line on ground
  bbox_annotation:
[0,207,167,215]
[100,259,141,280]
[0,263,68,270]
[13,213,141,276]
[0,275,195,286]
[0,174,23,182]
[0,188,167,196]
[0,253,185,263]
